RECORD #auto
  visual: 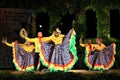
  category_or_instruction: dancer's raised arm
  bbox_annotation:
[1,37,13,47]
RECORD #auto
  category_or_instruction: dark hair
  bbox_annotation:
[53,26,60,31]
[13,37,19,42]
[96,38,102,42]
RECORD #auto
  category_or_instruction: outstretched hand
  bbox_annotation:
[1,37,7,44]
[1,40,6,44]
[79,36,83,43]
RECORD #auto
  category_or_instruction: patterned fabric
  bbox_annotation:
[13,43,37,71]
[40,29,78,72]
[85,43,116,70]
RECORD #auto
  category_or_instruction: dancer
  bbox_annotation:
[79,36,95,70]
[2,38,35,71]
[20,28,49,71]
[91,38,116,70]
[39,27,78,72]
[80,37,116,71]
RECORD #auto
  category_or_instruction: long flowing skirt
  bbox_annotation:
[84,43,116,70]
[39,29,78,72]
[13,44,38,71]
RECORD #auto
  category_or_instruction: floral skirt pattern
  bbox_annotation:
[40,29,78,72]
[84,43,116,70]
[13,44,38,71]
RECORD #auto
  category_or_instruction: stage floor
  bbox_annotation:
[0,69,120,75]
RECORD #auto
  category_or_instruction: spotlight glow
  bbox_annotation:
[39,25,42,28]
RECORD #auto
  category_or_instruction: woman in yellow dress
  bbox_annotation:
[39,27,78,72]
[79,37,95,70]
[90,38,116,70]
[82,38,116,70]
[2,38,35,71]
[20,28,47,71]
[20,28,51,71]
